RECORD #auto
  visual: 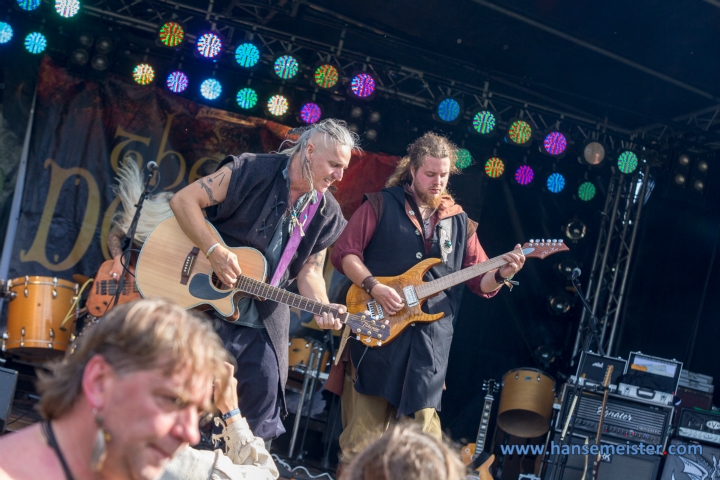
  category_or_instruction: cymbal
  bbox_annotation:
[73,273,92,285]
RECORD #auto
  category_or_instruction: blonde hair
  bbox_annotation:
[386,132,459,189]
[340,425,466,480]
[37,299,230,420]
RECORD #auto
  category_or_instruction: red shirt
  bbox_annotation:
[331,191,497,298]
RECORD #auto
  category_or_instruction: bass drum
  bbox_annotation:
[497,368,555,438]
[3,276,78,358]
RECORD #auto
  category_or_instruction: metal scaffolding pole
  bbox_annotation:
[571,165,649,362]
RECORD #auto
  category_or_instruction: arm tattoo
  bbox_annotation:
[212,171,227,186]
[108,226,125,257]
[306,249,327,269]
[197,178,218,207]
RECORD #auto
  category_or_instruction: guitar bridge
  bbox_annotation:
[366,301,385,321]
[403,286,419,307]
[181,247,200,286]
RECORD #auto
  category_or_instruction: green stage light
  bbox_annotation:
[159,22,184,47]
[472,110,496,135]
[617,150,638,174]
[578,181,596,201]
[455,149,472,169]
[314,64,339,89]
[484,157,505,178]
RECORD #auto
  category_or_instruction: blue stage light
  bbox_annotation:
[200,78,222,100]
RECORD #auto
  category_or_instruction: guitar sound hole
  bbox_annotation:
[210,273,232,291]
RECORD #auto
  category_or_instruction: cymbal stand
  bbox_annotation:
[295,341,327,460]
[287,347,318,459]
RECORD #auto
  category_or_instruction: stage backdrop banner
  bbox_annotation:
[7,57,398,284]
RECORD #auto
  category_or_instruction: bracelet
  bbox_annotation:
[360,275,380,294]
[206,242,221,259]
[221,408,241,420]
[494,269,507,284]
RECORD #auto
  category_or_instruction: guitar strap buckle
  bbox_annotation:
[438,218,453,263]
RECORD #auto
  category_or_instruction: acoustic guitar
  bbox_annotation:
[135,216,388,341]
[86,259,142,317]
[462,379,499,480]
[346,240,568,346]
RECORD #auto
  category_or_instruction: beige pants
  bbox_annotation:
[338,364,442,464]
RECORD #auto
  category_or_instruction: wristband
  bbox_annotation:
[221,408,241,420]
[360,275,380,294]
[206,243,221,259]
[494,269,507,284]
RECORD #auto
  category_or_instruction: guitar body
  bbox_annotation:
[346,258,443,346]
[135,216,268,320]
[461,444,495,480]
[86,259,142,317]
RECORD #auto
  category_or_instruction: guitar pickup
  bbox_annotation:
[403,286,419,307]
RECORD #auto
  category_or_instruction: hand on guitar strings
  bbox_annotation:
[209,245,243,287]
[315,304,347,330]
[498,244,526,279]
[371,284,404,316]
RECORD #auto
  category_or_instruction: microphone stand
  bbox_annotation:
[547,271,606,480]
[111,162,157,308]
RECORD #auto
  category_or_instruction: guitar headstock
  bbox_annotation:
[483,379,499,395]
[602,365,614,388]
[521,239,569,259]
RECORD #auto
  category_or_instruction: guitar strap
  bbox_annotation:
[269,192,324,287]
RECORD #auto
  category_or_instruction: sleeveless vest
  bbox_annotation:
[350,186,468,417]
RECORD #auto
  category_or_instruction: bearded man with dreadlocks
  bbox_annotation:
[328,132,526,464]
[170,119,360,442]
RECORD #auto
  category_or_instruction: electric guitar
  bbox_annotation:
[461,379,499,480]
[590,365,614,480]
[346,240,568,346]
[86,259,142,317]
[135,216,388,342]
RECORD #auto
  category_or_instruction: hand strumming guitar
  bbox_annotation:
[370,283,404,316]
[208,244,243,288]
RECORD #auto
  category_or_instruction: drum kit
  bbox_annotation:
[1,276,87,362]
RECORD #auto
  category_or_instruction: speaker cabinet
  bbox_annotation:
[0,367,18,434]
[543,432,661,480]
[660,438,720,480]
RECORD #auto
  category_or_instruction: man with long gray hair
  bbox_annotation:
[169,118,360,442]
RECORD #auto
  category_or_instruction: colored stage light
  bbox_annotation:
[166,71,188,93]
[350,73,375,98]
[314,64,338,89]
[581,140,606,165]
[267,94,289,116]
[274,55,299,80]
[200,79,222,100]
[17,0,40,10]
[546,173,566,193]
[197,33,222,58]
[484,157,505,178]
[472,111,496,135]
[578,181,596,201]
[455,149,472,169]
[437,98,461,123]
[24,32,46,54]
[0,23,13,44]
[235,43,260,68]
[543,132,567,156]
[55,0,80,18]
[159,22,184,47]
[236,88,258,109]
[508,119,533,146]
[132,64,155,85]
[617,150,638,174]
[300,103,322,124]
[514,165,534,185]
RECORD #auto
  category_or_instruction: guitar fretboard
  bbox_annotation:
[473,394,494,460]
[233,275,388,340]
[416,248,529,299]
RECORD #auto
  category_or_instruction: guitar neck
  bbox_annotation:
[416,252,514,299]
[473,394,494,459]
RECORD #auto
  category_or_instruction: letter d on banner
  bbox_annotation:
[20,159,100,271]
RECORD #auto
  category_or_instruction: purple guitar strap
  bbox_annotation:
[270,192,323,287]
